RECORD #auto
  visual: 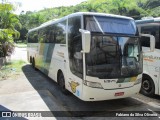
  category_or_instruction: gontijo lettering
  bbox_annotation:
[143,55,160,60]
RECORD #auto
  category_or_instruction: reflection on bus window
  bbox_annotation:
[68,16,82,78]
[141,26,160,49]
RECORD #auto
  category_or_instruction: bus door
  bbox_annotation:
[67,16,83,97]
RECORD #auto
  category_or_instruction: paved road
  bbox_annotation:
[0,48,160,120]
[11,47,27,62]
[1,64,159,119]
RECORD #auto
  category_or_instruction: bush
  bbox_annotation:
[0,42,15,58]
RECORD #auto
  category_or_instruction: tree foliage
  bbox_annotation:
[18,0,160,40]
[0,1,21,57]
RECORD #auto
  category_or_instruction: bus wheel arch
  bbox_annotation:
[140,74,155,97]
[57,70,69,95]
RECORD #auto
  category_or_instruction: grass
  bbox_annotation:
[0,60,27,80]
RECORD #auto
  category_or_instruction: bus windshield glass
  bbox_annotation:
[85,15,137,35]
[86,35,142,79]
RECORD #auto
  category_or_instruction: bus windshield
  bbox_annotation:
[85,15,137,35]
[86,35,143,79]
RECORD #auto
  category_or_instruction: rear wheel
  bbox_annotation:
[140,75,155,97]
[32,58,37,70]
[30,56,32,63]
[58,72,69,95]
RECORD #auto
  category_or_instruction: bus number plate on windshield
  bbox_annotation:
[115,92,124,96]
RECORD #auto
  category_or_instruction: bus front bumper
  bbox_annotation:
[81,83,141,101]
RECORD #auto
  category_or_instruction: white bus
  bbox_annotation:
[27,12,143,101]
[136,17,160,96]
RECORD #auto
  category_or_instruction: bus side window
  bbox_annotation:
[38,29,46,43]
[28,31,38,43]
[28,33,32,43]
[55,20,66,44]
[141,26,160,49]
[48,25,57,43]
[45,26,50,43]
[48,29,55,43]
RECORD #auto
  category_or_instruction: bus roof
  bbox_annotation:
[28,12,134,32]
[136,17,160,24]
[67,12,134,20]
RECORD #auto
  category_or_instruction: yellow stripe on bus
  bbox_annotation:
[130,76,137,82]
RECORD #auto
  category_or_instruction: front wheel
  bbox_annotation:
[58,73,69,95]
[140,75,155,97]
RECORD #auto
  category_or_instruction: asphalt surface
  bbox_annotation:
[0,47,160,120]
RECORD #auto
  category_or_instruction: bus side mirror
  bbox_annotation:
[79,29,91,53]
[140,34,155,52]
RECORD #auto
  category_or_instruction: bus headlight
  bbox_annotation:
[134,78,142,85]
[83,80,103,89]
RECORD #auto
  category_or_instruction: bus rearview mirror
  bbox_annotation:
[79,29,91,53]
[140,34,155,52]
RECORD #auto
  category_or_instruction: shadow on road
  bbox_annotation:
[152,95,160,100]
[22,64,149,117]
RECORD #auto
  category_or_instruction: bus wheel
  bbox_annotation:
[32,58,37,70]
[58,72,69,95]
[30,56,32,63]
[140,75,155,97]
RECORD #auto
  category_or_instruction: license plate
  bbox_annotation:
[115,92,124,96]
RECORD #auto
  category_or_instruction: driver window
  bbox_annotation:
[68,16,82,78]
[127,45,139,61]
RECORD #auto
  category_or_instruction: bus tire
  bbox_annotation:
[140,75,155,97]
[32,58,37,70]
[30,56,32,63]
[58,72,69,95]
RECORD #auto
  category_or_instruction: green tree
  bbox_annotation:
[0,2,21,58]
[141,0,160,17]
[17,0,160,43]
[142,0,160,9]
